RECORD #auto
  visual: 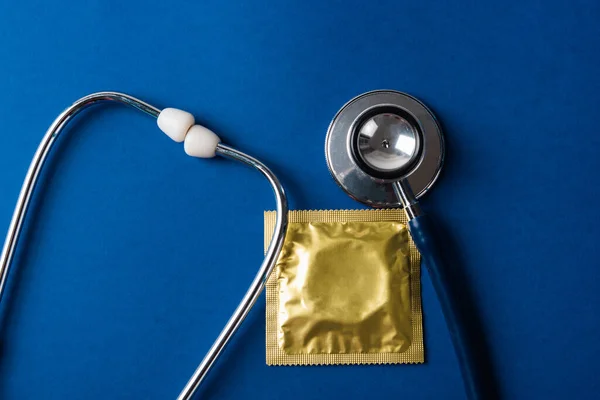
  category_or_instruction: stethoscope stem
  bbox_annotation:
[0,92,288,400]
[392,180,422,220]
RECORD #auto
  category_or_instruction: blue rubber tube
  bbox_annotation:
[408,215,484,400]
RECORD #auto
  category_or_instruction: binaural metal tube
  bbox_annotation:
[0,92,289,400]
[177,143,288,400]
[0,92,160,304]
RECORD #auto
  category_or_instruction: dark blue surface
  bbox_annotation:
[0,1,599,399]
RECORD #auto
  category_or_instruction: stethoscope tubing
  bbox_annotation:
[408,215,483,400]
[394,179,484,400]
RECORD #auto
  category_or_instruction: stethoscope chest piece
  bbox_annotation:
[325,90,444,208]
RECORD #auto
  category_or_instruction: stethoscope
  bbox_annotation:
[0,90,481,399]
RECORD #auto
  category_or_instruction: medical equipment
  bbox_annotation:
[0,92,289,400]
[326,90,483,400]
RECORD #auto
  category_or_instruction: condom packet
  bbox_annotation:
[264,209,423,366]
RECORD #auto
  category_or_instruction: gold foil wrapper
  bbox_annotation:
[265,209,424,365]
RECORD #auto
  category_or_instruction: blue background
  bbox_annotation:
[0,1,599,399]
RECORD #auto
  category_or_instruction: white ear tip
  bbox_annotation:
[184,125,221,158]
[157,108,195,143]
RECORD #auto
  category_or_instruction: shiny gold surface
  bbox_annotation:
[265,209,424,366]
[279,221,412,353]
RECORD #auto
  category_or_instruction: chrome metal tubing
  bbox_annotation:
[0,92,160,305]
[177,142,288,400]
[0,92,289,400]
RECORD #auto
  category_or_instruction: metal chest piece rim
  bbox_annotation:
[325,90,445,208]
